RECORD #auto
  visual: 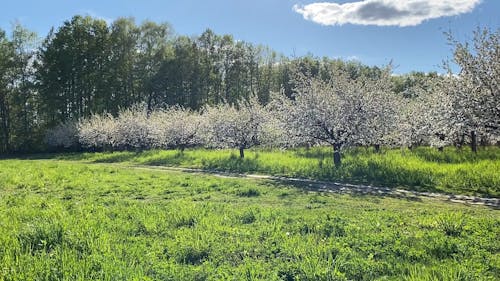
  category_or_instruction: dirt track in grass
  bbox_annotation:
[104,163,500,209]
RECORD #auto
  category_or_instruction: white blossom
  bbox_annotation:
[45,120,79,149]
[272,67,396,165]
[149,106,203,150]
[78,113,117,150]
[201,96,268,157]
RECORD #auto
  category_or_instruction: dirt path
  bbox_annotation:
[115,164,500,209]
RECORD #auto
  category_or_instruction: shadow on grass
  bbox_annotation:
[346,162,440,192]
[200,154,260,173]
[0,151,131,162]
[0,152,69,161]
[409,146,500,164]
[264,178,500,209]
[293,147,376,160]
[140,152,196,166]
[90,152,139,163]
[264,177,425,203]
[292,148,331,159]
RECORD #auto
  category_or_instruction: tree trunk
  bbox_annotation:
[437,134,445,152]
[239,147,245,158]
[146,92,154,117]
[456,133,466,149]
[0,96,10,154]
[480,135,488,148]
[470,130,477,153]
[333,143,341,168]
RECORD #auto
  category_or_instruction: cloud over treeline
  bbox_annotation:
[294,0,481,27]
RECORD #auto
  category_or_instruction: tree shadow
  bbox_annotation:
[292,148,330,159]
[265,177,424,202]
[0,152,65,161]
[0,151,135,162]
[292,147,373,159]
[199,154,261,173]
[90,152,139,163]
[408,146,499,164]
[264,177,500,209]
[140,152,195,166]
[301,159,443,195]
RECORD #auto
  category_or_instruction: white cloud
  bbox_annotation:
[293,0,481,27]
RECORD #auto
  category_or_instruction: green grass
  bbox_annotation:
[0,159,499,280]
[48,146,500,197]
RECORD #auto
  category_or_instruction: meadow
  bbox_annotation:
[0,156,499,280]
[52,146,500,197]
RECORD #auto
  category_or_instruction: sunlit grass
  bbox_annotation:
[0,160,499,280]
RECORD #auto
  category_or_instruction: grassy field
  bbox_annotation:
[0,159,499,280]
[49,146,500,197]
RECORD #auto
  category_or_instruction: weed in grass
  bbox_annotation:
[436,213,466,237]
[172,215,197,229]
[175,245,211,265]
[17,221,64,254]
[236,187,261,197]
[239,209,258,224]
[405,265,475,281]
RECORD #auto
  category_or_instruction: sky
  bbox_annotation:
[1,0,499,74]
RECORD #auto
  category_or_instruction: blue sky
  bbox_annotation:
[1,0,499,73]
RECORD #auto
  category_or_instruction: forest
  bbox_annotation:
[0,15,498,158]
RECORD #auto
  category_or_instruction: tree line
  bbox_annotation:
[0,15,386,154]
[0,15,498,158]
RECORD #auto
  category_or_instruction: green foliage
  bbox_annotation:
[0,159,498,280]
